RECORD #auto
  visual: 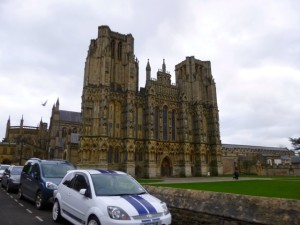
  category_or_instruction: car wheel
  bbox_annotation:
[52,200,62,223]
[35,191,44,210]
[18,186,24,200]
[88,216,100,225]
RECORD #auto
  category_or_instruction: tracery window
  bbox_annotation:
[114,149,119,163]
[111,40,115,58]
[62,127,67,137]
[163,106,168,141]
[154,107,159,139]
[172,110,176,141]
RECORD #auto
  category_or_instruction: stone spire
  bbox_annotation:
[20,115,24,127]
[162,59,166,73]
[146,59,151,81]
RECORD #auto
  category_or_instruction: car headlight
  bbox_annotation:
[46,182,58,190]
[161,202,170,215]
[107,206,130,220]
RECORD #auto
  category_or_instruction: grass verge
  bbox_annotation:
[146,178,300,200]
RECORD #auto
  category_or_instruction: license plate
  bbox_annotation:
[141,222,159,225]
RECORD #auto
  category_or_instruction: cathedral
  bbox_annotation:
[2,25,295,177]
[78,25,223,178]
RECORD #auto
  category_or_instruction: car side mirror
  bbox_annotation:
[79,188,91,198]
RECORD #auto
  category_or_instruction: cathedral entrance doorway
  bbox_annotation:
[160,157,172,177]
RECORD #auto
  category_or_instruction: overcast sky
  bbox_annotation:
[1,0,299,149]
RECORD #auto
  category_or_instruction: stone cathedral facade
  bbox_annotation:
[78,25,223,178]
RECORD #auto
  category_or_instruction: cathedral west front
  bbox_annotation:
[78,25,223,178]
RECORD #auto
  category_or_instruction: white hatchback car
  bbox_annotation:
[52,169,172,225]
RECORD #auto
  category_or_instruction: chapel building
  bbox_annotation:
[78,26,223,178]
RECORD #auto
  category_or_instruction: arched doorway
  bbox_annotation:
[161,157,172,177]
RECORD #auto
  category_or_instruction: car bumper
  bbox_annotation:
[8,182,20,190]
[42,189,55,204]
[97,214,172,225]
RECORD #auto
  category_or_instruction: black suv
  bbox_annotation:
[18,158,75,209]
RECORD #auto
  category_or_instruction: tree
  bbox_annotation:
[289,137,300,156]
[289,137,300,150]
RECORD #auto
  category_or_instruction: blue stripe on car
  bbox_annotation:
[97,170,116,174]
[131,195,157,214]
[121,195,148,215]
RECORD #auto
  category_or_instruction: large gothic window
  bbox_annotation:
[108,103,114,137]
[111,40,115,58]
[163,106,168,141]
[115,102,121,138]
[155,107,159,139]
[137,107,143,139]
[172,110,176,141]
[114,149,119,163]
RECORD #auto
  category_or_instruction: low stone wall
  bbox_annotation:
[144,186,300,225]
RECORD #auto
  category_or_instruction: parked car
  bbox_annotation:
[1,165,23,192]
[18,158,75,209]
[0,164,10,181]
[52,169,172,225]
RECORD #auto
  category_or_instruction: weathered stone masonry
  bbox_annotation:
[144,186,300,225]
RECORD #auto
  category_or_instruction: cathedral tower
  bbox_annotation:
[79,26,223,177]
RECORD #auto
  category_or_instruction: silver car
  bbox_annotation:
[1,165,23,192]
[0,164,10,181]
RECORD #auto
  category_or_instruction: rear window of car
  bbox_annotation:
[11,167,23,175]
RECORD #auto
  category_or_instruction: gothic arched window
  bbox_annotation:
[163,106,168,141]
[155,107,159,139]
[111,40,115,58]
[172,110,176,141]
[62,127,67,137]
[114,149,119,163]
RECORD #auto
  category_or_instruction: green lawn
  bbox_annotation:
[144,178,300,200]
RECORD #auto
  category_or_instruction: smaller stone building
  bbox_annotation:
[222,144,295,175]
[48,99,81,163]
[3,116,48,165]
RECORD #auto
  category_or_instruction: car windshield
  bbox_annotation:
[11,167,23,175]
[91,174,146,196]
[42,163,74,178]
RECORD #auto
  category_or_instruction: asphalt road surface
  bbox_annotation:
[0,187,72,225]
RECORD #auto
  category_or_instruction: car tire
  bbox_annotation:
[35,191,44,210]
[52,200,62,223]
[18,186,24,200]
[88,216,101,225]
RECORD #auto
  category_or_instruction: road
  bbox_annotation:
[0,187,71,225]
